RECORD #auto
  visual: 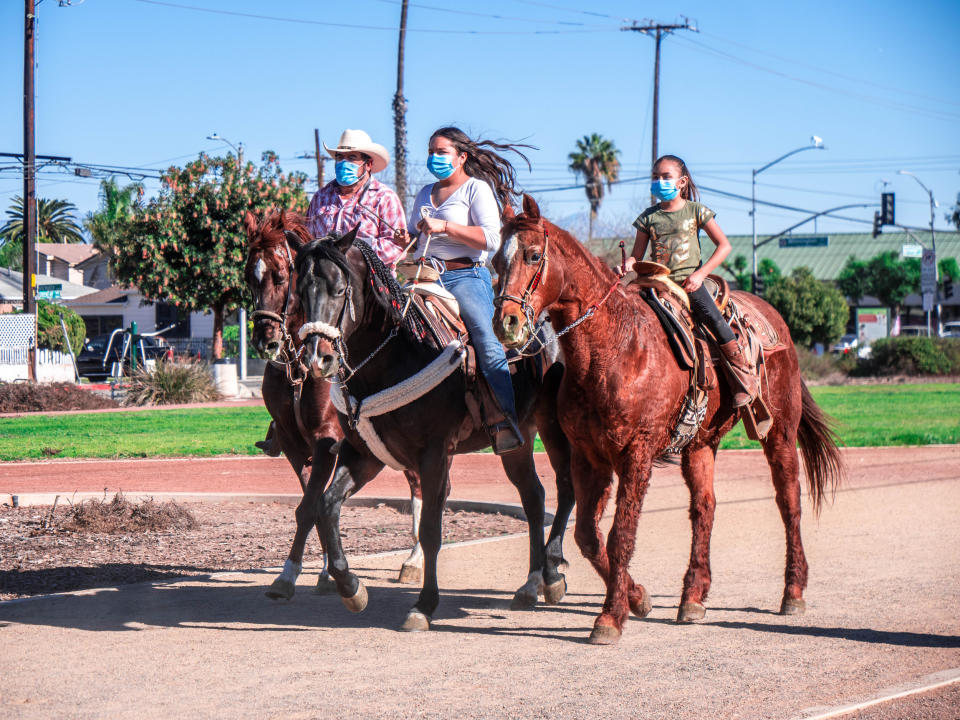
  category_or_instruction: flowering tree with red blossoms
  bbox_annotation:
[104,152,308,359]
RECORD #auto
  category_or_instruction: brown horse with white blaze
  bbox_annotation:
[493,195,844,644]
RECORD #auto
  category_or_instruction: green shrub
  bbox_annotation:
[866,337,960,376]
[36,300,86,354]
[123,359,221,406]
[221,320,258,359]
[794,346,849,380]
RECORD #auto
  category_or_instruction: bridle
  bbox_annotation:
[494,221,620,352]
[250,234,308,386]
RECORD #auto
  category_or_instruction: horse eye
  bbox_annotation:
[333,284,346,296]
[526,249,542,264]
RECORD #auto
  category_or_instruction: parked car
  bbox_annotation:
[941,321,960,338]
[898,325,929,337]
[76,333,170,380]
[831,334,858,355]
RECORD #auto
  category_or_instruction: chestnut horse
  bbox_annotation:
[243,210,424,597]
[493,196,844,644]
[295,230,575,631]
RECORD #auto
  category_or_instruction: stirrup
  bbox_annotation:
[490,418,524,455]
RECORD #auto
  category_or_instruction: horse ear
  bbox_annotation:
[521,194,541,220]
[502,204,516,221]
[284,230,303,249]
[243,211,258,238]
[334,224,359,254]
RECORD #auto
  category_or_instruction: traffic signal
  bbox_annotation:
[872,211,882,238]
[881,192,895,226]
[753,273,765,295]
[945,276,955,300]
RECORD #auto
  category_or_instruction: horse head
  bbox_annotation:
[244,209,310,360]
[494,195,565,348]
[294,226,364,379]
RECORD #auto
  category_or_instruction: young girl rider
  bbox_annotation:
[621,154,758,406]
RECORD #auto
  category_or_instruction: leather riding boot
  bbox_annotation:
[719,339,758,408]
[255,421,282,457]
[490,415,525,456]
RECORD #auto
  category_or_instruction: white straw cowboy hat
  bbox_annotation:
[323,129,390,174]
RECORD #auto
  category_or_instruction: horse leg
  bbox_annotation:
[316,442,384,613]
[762,424,809,615]
[265,439,336,600]
[589,447,654,645]
[398,471,424,584]
[498,435,556,610]
[400,444,451,632]
[534,396,575,579]
[677,443,719,623]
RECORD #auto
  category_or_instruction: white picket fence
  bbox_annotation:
[0,347,75,383]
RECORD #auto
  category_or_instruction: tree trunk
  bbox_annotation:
[392,0,410,215]
[211,304,224,361]
[588,210,595,244]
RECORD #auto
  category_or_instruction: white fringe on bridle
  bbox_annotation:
[299,321,341,341]
[330,341,466,470]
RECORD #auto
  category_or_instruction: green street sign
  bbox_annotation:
[37,283,62,300]
[779,235,829,248]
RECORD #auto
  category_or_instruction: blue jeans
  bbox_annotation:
[439,265,517,420]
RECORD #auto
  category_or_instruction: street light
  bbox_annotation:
[898,170,939,335]
[205,133,247,383]
[752,136,826,285]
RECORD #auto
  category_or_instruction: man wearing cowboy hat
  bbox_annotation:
[306,128,407,266]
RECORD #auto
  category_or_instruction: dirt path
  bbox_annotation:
[1,446,958,718]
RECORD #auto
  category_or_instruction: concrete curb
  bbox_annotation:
[1,492,553,524]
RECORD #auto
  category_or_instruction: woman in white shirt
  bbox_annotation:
[405,127,530,454]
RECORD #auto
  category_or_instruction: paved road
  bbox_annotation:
[1,446,959,719]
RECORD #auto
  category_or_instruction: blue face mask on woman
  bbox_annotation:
[650,179,680,201]
[427,153,457,180]
[335,160,364,187]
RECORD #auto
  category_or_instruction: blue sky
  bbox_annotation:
[2,0,958,241]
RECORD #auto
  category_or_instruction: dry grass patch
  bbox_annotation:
[63,492,197,534]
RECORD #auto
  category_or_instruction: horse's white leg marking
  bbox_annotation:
[279,558,302,584]
[253,257,267,282]
[402,496,424,569]
[520,570,542,597]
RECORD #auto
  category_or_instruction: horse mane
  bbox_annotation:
[502,214,619,286]
[295,235,429,345]
[252,209,312,253]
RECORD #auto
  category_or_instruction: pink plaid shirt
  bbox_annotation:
[306,178,407,266]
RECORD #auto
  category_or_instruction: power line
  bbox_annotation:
[364,0,614,27]
[133,0,620,34]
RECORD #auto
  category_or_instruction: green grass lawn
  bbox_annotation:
[2,383,958,461]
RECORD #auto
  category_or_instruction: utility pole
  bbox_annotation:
[621,18,697,202]
[393,0,410,214]
[22,0,36,317]
[313,128,325,187]
[23,0,37,381]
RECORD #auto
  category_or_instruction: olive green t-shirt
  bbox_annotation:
[632,200,716,282]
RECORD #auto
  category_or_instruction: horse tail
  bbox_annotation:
[796,380,844,516]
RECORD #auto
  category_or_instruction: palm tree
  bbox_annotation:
[1,195,85,245]
[84,178,144,250]
[568,134,621,242]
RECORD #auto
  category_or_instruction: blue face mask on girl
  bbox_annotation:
[335,160,364,187]
[650,179,680,201]
[427,153,457,180]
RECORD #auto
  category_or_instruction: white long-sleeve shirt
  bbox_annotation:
[407,177,501,265]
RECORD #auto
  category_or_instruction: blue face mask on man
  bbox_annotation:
[335,160,364,187]
[427,153,457,180]
[650,179,680,201]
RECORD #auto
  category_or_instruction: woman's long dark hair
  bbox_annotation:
[655,154,700,202]
[430,127,534,209]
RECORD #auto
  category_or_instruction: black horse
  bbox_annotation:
[294,228,574,631]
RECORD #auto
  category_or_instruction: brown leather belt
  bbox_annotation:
[439,257,482,271]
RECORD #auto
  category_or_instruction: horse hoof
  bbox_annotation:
[630,590,653,619]
[264,577,295,601]
[588,624,622,645]
[542,577,567,605]
[313,573,338,595]
[397,564,422,585]
[510,587,538,611]
[340,582,368,613]
[677,602,706,623]
[780,597,806,615]
[400,610,431,632]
